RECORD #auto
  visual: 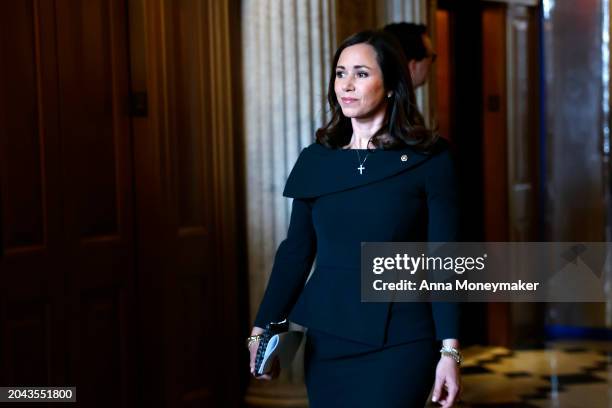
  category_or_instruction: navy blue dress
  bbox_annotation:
[254,139,459,407]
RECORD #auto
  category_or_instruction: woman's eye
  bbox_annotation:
[357,72,369,78]
[335,71,345,78]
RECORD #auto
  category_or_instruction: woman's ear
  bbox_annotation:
[408,60,418,78]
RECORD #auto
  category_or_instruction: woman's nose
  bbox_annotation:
[342,78,354,92]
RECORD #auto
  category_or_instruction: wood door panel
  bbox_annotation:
[55,0,123,240]
[168,0,213,232]
[54,0,134,279]
[0,0,46,250]
[0,0,65,387]
[175,234,215,392]
[76,288,122,407]
[482,5,509,242]
[3,301,50,385]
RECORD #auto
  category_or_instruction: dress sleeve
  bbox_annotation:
[426,147,460,340]
[254,198,317,328]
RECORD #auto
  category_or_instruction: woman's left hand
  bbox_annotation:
[431,356,461,407]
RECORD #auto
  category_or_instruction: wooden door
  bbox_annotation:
[482,2,541,347]
[0,1,136,406]
[1,0,244,406]
[129,0,244,406]
[55,0,136,405]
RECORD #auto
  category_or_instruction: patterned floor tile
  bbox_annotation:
[460,341,612,407]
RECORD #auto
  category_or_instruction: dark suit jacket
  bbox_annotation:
[254,139,459,347]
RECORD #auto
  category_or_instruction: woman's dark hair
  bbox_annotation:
[316,30,437,151]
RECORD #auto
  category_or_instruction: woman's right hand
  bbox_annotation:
[248,326,280,380]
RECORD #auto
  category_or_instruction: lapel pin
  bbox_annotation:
[401,154,408,162]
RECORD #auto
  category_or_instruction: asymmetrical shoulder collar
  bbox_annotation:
[283,140,447,198]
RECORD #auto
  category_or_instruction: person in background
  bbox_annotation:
[384,22,437,89]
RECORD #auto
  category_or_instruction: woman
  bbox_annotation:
[247,30,461,408]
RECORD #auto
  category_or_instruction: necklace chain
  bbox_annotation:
[356,149,369,175]
[349,134,371,175]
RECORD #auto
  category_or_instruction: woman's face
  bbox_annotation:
[334,43,387,120]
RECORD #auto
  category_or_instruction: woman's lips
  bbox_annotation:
[340,97,358,104]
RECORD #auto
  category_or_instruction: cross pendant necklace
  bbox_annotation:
[356,150,369,175]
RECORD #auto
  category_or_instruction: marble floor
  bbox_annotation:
[438,341,612,407]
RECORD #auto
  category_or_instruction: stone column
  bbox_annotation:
[242,0,334,406]
[378,0,427,26]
